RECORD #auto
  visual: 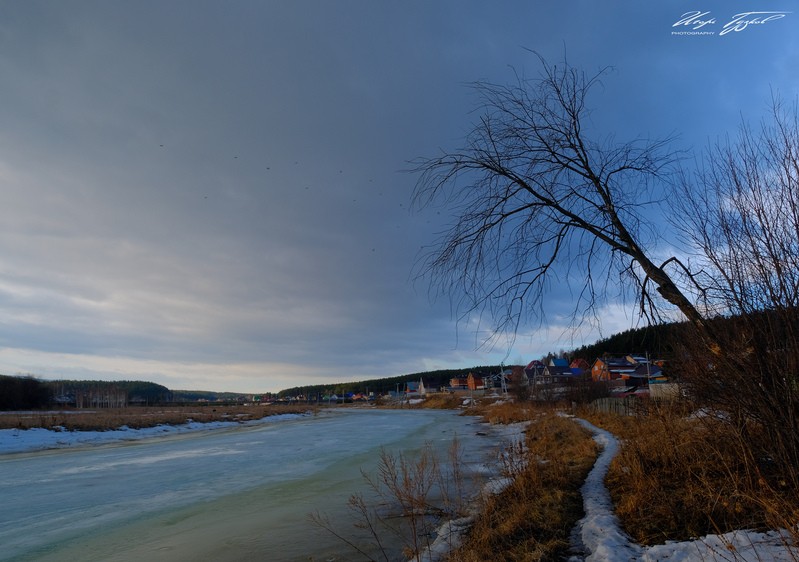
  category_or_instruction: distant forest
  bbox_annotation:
[0,377,172,410]
[568,322,684,363]
[169,390,256,402]
[50,380,172,407]
[0,375,51,410]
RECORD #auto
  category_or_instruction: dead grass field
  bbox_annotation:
[0,404,315,431]
[582,402,799,547]
[407,393,466,410]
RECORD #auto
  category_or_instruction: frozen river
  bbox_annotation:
[1,408,508,561]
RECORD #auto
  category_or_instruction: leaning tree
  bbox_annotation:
[412,56,707,343]
[413,55,799,489]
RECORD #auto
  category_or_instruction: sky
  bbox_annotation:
[0,1,796,393]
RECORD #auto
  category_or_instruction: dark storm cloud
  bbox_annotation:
[0,1,795,391]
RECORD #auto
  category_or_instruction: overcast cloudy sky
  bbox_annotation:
[0,1,796,392]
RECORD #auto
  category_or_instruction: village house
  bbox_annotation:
[591,355,663,385]
[467,372,485,391]
[543,357,574,383]
[570,358,591,373]
[449,376,468,390]
[524,360,545,384]
[405,381,420,396]
[591,356,637,382]
[526,358,581,386]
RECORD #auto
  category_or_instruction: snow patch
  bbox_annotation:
[0,413,308,455]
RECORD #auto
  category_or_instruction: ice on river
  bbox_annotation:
[0,408,512,561]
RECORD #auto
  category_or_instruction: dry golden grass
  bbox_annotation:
[374,392,494,410]
[409,393,466,410]
[473,399,536,424]
[449,404,597,562]
[0,404,314,431]
[582,402,799,546]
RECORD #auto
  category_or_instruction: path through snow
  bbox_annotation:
[569,417,799,562]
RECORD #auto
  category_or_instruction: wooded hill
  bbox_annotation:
[49,380,172,405]
[0,377,173,410]
[567,322,684,363]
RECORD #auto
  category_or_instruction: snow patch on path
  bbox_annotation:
[569,417,642,561]
[569,416,799,561]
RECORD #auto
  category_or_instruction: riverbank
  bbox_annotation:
[0,403,313,431]
[0,410,313,455]
[0,404,318,456]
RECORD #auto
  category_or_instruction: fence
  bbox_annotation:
[590,396,641,416]
[590,383,684,416]
[649,383,681,400]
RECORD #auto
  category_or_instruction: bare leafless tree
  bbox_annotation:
[412,55,707,348]
[673,98,799,487]
[675,98,799,317]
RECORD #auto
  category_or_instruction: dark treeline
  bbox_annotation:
[0,375,50,410]
[276,325,694,399]
[277,366,503,399]
[567,312,797,365]
[0,378,173,410]
[277,324,696,399]
[568,322,686,363]
[49,380,172,406]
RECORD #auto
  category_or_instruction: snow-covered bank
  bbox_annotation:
[0,412,309,455]
[570,417,799,562]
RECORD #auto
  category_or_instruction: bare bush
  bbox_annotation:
[312,440,473,561]
[673,99,799,490]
